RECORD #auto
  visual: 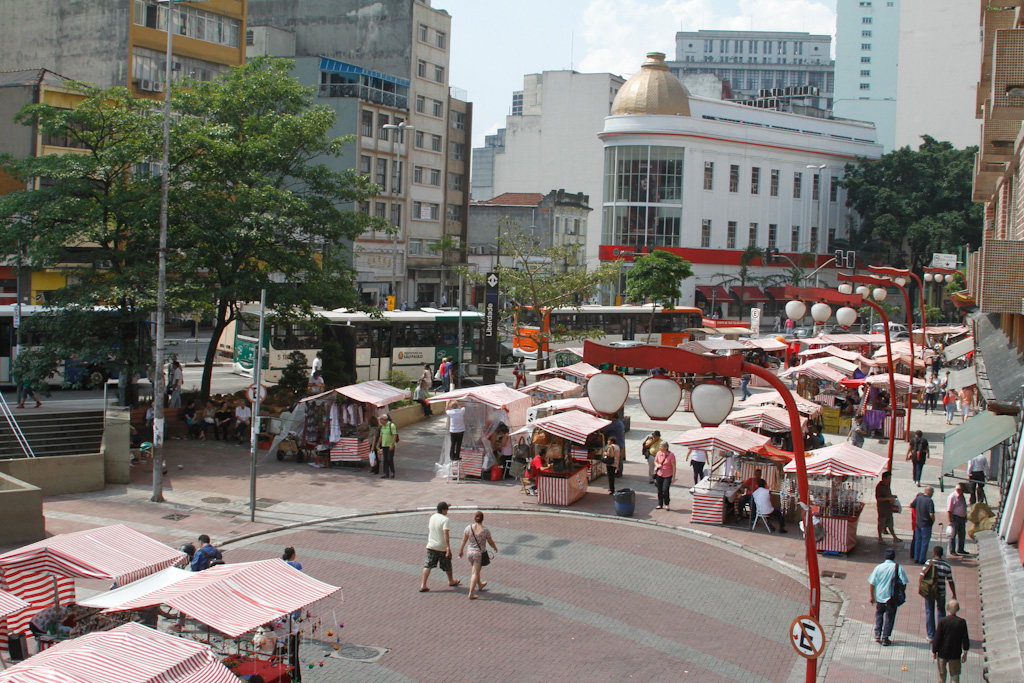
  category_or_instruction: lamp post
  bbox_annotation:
[864,269,919,440]
[583,341,821,683]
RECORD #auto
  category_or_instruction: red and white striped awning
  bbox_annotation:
[522,377,584,397]
[0,589,28,618]
[726,407,808,433]
[299,379,412,406]
[804,333,886,347]
[678,339,748,355]
[742,337,788,352]
[104,559,341,638]
[783,442,887,477]
[0,524,187,587]
[540,397,600,416]
[530,362,599,379]
[533,410,611,445]
[426,384,533,428]
[740,391,824,418]
[865,373,926,391]
[778,361,847,384]
[0,622,239,683]
[799,345,877,367]
[670,424,770,453]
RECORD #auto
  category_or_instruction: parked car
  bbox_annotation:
[872,322,908,335]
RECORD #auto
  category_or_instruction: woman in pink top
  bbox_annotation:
[654,442,676,510]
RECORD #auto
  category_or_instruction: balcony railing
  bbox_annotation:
[318,84,408,110]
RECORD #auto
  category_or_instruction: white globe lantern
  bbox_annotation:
[895,276,907,287]
[586,371,630,415]
[838,283,853,295]
[810,302,832,324]
[639,375,682,421]
[856,285,871,297]
[836,306,858,328]
[690,382,735,426]
[945,274,955,283]
[924,272,934,282]
[872,287,888,302]
[785,300,807,321]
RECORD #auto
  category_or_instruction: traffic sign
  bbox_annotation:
[749,307,761,334]
[790,615,825,659]
[486,272,499,289]
[247,383,267,404]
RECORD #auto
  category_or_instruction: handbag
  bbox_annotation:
[890,563,907,606]
[470,527,490,566]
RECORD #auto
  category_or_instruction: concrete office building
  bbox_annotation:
[600,53,882,315]
[670,30,834,111]
[0,0,247,98]
[247,0,469,307]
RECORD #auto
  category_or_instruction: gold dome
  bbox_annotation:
[611,52,690,117]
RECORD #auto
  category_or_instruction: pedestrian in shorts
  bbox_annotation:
[419,501,461,592]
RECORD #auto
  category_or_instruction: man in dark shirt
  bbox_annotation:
[932,599,969,682]
[911,487,936,563]
[906,430,929,487]
[875,471,899,543]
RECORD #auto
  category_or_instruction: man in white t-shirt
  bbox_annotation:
[687,448,708,485]
[234,403,252,443]
[310,351,323,378]
[446,400,467,461]
[419,501,460,591]
[752,484,788,533]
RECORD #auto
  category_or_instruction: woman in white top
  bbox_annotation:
[446,400,467,461]
[687,448,707,485]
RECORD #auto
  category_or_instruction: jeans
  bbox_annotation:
[740,379,751,400]
[913,524,933,562]
[607,466,616,494]
[925,596,947,640]
[441,376,450,393]
[874,599,898,639]
[655,474,672,506]
[691,461,705,485]
[949,515,966,554]
[912,459,925,484]
[736,493,754,518]
[214,421,230,440]
[381,445,395,477]
[449,431,464,461]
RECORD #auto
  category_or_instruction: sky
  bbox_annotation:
[435,0,838,149]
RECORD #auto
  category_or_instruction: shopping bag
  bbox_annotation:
[491,465,503,481]
[368,450,377,468]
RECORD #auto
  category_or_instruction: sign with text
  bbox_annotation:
[484,271,499,365]
[931,253,957,269]
[749,307,761,335]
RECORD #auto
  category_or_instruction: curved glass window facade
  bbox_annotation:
[602,145,684,249]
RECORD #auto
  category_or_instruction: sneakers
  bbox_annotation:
[881,637,892,647]
[874,633,881,643]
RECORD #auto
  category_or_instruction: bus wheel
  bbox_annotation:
[88,369,107,389]
[276,450,285,461]
[503,352,515,364]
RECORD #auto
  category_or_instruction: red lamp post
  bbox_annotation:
[582,341,821,683]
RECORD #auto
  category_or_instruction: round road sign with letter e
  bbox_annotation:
[790,615,825,659]
[247,383,267,404]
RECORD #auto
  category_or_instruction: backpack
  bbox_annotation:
[918,561,940,601]
[192,546,223,572]
[890,564,907,606]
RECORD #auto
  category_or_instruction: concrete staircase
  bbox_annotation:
[0,409,105,459]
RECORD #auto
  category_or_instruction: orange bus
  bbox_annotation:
[512,304,704,362]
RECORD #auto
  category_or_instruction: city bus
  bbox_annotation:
[512,304,705,362]
[232,308,482,382]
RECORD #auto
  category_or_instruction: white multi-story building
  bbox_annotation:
[833,0,901,151]
[600,53,882,314]
[670,30,834,110]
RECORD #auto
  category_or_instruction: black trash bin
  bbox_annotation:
[612,488,636,517]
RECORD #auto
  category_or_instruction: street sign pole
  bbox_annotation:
[483,271,499,385]
[249,288,266,522]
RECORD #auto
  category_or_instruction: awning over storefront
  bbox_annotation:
[942,411,1018,474]
[944,367,978,392]
[730,286,768,303]
[696,285,731,301]
[943,338,974,362]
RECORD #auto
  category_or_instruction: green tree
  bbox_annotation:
[840,136,983,270]
[0,83,162,403]
[168,58,384,399]
[624,249,694,342]
[278,350,310,396]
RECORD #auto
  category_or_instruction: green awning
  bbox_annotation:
[942,411,1017,473]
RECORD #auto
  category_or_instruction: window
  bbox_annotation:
[450,141,464,160]
[375,201,387,219]
[359,201,370,215]
[735,40,743,54]
[133,1,241,47]
[861,56,871,63]
[830,176,839,202]
[418,23,428,42]
[791,226,800,252]
[377,113,389,140]
[793,172,802,199]
[862,17,873,24]
[701,219,711,248]
[862,30,872,38]
[750,40,758,54]
[827,227,836,252]
[376,159,387,188]
[768,224,777,249]
[812,174,820,201]
[703,161,714,190]
[554,217,561,234]
[451,111,465,130]
[417,60,427,78]
[413,166,424,184]
[449,172,463,191]
[435,30,446,49]
[431,134,443,152]
[415,130,425,148]
[432,99,443,118]
[429,168,441,186]
[415,95,426,113]
[770,169,779,196]
[392,161,402,193]
[751,167,761,195]
[408,239,422,256]
[860,83,870,90]
[727,221,737,249]
[360,155,371,175]
[860,70,871,77]
[413,201,440,221]
[447,204,462,222]
[721,39,729,54]
[434,65,445,83]
[861,44,872,51]
[361,110,373,137]
[748,223,758,247]
[810,227,819,252]
[729,164,740,193]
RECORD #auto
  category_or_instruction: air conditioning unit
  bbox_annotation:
[171,61,182,72]
[139,80,152,91]
[152,82,164,92]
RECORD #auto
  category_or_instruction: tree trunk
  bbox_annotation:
[200,299,231,401]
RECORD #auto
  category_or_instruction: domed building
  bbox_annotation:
[599,52,883,317]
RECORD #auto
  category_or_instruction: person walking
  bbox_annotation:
[943,390,956,425]
[925,377,940,415]
[14,374,42,409]
[440,357,452,393]
[739,373,752,401]
[968,453,988,505]
[686,447,707,486]
[310,351,322,378]
[446,400,466,463]
[190,534,223,571]
[875,471,900,543]
[378,414,398,479]
[419,501,460,592]
[911,487,936,563]
[932,599,970,683]
[868,548,909,646]
[849,414,867,448]
[946,483,970,557]
[644,431,662,485]
[458,510,498,600]
[958,386,974,422]
[420,363,433,390]
[603,437,621,494]
[921,546,956,642]
[653,442,675,510]
[773,313,782,333]
[366,416,381,474]
[512,359,526,389]
[907,429,930,487]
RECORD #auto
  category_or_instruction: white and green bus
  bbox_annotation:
[231,308,482,382]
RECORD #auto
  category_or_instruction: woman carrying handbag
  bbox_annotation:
[458,511,498,600]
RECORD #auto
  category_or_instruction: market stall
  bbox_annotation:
[0,525,187,654]
[526,396,601,423]
[781,443,887,554]
[0,623,240,683]
[427,384,532,479]
[741,337,788,386]
[726,407,808,435]
[742,391,824,420]
[298,380,411,466]
[521,377,584,405]
[862,373,925,437]
[529,410,611,505]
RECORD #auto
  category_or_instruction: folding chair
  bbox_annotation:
[751,502,773,533]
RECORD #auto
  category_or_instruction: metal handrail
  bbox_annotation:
[0,392,35,458]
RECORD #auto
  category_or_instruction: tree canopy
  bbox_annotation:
[624,249,693,342]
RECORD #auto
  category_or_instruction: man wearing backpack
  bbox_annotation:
[920,546,956,641]
[868,547,909,646]
[190,534,223,571]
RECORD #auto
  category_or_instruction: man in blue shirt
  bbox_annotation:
[868,548,909,646]
[190,534,223,571]
[911,487,936,563]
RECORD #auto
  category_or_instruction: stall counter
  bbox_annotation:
[329,436,371,463]
[815,505,864,555]
[691,479,735,525]
[537,464,589,506]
